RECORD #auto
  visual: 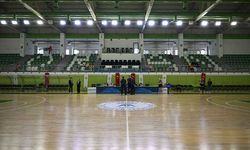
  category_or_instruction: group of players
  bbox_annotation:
[120,76,136,95]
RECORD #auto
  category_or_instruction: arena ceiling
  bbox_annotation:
[0,0,250,35]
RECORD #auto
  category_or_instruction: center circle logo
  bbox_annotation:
[97,101,156,111]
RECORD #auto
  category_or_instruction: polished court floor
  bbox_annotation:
[0,94,250,150]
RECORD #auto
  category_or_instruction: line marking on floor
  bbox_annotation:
[206,97,250,113]
[125,95,130,150]
[0,96,47,113]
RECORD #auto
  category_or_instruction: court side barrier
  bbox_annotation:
[1,84,250,94]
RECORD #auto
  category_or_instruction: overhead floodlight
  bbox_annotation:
[230,21,237,26]
[176,20,183,26]
[124,20,131,26]
[60,20,66,26]
[36,20,44,25]
[111,20,118,26]
[137,20,143,26]
[161,20,169,26]
[215,21,221,26]
[201,20,208,27]
[148,20,155,26]
[74,20,81,26]
[11,20,18,25]
[0,20,7,25]
[101,20,108,26]
[87,20,94,26]
[23,20,30,25]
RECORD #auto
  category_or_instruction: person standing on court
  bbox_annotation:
[77,79,81,94]
[200,80,205,94]
[131,77,136,95]
[68,77,73,94]
[127,76,132,94]
[120,76,127,95]
[207,78,212,93]
[166,82,172,94]
[158,79,163,93]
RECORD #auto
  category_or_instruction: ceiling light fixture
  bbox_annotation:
[0,20,7,25]
[11,20,18,25]
[101,20,108,26]
[137,20,143,26]
[111,20,118,26]
[60,20,66,26]
[36,20,44,25]
[23,20,30,25]
[215,21,221,26]
[148,20,155,26]
[124,20,131,26]
[230,21,237,26]
[176,20,183,26]
[87,20,94,26]
[74,20,81,26]
[161,20,169,26]
[201,20,208,27]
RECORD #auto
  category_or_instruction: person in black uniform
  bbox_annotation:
[200,80,205,94]
[127,76,132,94]
[68,77,73,94]
[120,76,127,95]
[158,79,163,93]
[131,77,136,95]
[207,78,212,93]
[77,79,81,94]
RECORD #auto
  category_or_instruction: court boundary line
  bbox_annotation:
[125,95,130,150]
[0,101,28,110]
[0,96,47,113]
[225,100,250,110]
[206,97,250,113]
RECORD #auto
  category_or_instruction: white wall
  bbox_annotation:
[0,38,20,54]
[210,40,217,55]
[25,39,35,55]
[66,41,99,54]
[224,39,250,54]
[104,39,138,48]
[1,38,250,55]
[144,40,178,54]
[102,53,141,60]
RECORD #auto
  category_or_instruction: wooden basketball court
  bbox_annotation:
[0,94,250,150]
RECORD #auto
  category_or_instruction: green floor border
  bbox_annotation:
[0,100,13,103]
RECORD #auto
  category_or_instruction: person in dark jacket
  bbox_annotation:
[77,79,81,94]
[120,76,127,95]
[68,78,73,94]
[200,80,205,94]
[131,77,136,95]
[166,82,172,94]
[127,76,132,94]
[207,78,212,93]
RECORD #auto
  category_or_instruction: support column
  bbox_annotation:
[162,74,167,85]
[20,33,25,57]
[12,75,18,85]
[139,33,144,56]
[178,33,184,58]
[107,73,112,85]
[84,74,88,88]
[139,74,143,85]
[216,34,223,58]
[60,33,65,58]
[99,33,104,56]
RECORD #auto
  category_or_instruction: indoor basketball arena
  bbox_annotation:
[0,0,250,149]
